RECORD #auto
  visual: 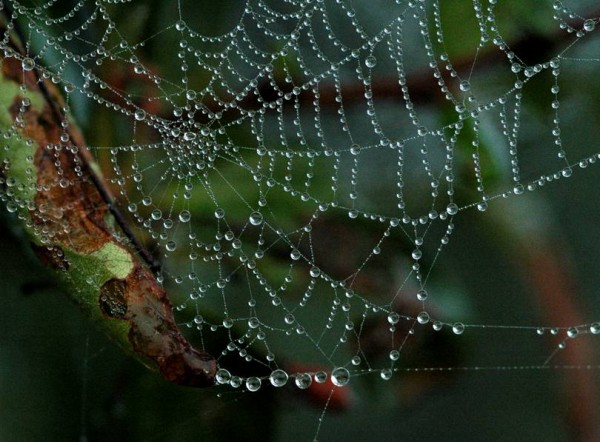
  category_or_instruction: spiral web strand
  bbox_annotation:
[1,0,600,437]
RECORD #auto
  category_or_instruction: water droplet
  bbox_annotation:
[432,321,443,331]
[165,240,177,252]
[590,323,600,334]
[477,201,488,212]
[417,289,428,301]
[22,57,35,71]
[452,322,465,335]
[309,266,321,278]
[134,109,146,121]
[387,312,400,325]
[269,369,288,387]
[417,311,430,324]
[249,211,263,226]
[290,249,301,260]
[351,356,361,366]
[151,209,162,220]
[446,203,459,215]
[567,327,579,338]
[214,208,225,219]
[179,210,191,222]
[223,317,233,328]
[411,249,422,260]
[295,373,312,389]
[6,201,18,213]
[584,19,596,32]
[246,377,261,392]
[314,371,327,383]
[389,350,400,361]
[380,369,392,380]
[183,131,196,141]
[348,209,359,219]
[350,143,361,155]
[331,367,350,386]
[365,55,377,68]
[284,313,295,325]
[216,368,231,384]
[459,80,471,92]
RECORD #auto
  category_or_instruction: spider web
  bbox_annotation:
[1,0,600,439]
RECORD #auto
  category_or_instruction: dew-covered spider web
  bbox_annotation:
[1,0,600,439]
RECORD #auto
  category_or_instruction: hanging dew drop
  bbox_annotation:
[446,202,459,215]
[134,109,146,121]
[249,211,263,226]
[432,321,443,331]
[314,371,327,383]
[387,312,400,325]
[165,240,177,252]
[459,80,471,92]
[452,322,465,335]
[290,249,301,260]
[417,289,428,301]
[584,19,596,32]
[178,210,191,222]
[6,201,18,213]
[269,369,288,387]
[417,311,430,324]
[246,377,261,392]
[151,209,162,220]
[295,373,312,389]
[183,131,196,141]
[215,369,232,385]
[214,208,225,219]
[331,367,350,386]
[411,249,422,260]
[309,266,321,278]
[365,55,377,68]
[380,369,392,380]
[22,57,35,71]
[175,20,186,31]
[590,323,600,334]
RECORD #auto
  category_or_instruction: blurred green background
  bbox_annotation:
[1,0,600,441]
